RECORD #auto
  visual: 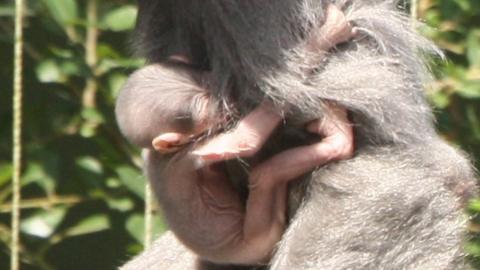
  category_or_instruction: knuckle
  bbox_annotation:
[329,134,354,160]
[250,165,274,190]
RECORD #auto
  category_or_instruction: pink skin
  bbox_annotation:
[152,4,355,263]
[191,101,282,164]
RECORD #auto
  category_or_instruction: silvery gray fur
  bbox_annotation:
[121,0,478,269]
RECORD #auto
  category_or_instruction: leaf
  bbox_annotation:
[101,6,137,32]
[21,208,67,238]
[0,163,13,188]
[106,197,134,212]
[81,108,105,124]
[456,81,480,98]
[0,5,15,17]
[22,162,56,194]
[79,108,104,137]
[60,61,81,77]
[76,156,104,175]
[97,58,144,75]
[467,29,480,67]
[49,47,74,58]
[97,44,121,59]
[428,91,451,109]
[80,122,97,138]
[466,105,480,140]
[36,60,64,83]
[108,73,127,99]
[453,0,471,11]
[116,166,145,199]
[106,177,121,188]
[42,0,78,26]
[465,241,480,257]
[63,214,109,237]
[443,62,467,80]
[126,214,144,243]
[468,199,480,212]
[126,214,167,244]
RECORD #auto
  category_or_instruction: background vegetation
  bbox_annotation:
[0,0,478,269]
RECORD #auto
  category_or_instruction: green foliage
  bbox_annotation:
[423,0,480,161]
[421,0,480,266]
[0,0,158,269]
[0,0,478,269]
[101,6,137,32]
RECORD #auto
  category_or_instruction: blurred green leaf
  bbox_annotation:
[106,177,121,188]
[0,5,14,17]
[49,47,75,58]
[101,6,137,32]
[468,199,480,212]
[0,163,13,188]
[443,62,467,80]
[60,61,81,77]
[21,207,67,238]
[457,81,480,98]
[76,156,104,175]
[466,105,480,140]
[108,73,128,99]
[97,43,122,59]
[467,30,480,67]
[429,91,451,108]
[63,214,110,237]
[22,162,56,194]
[81,108,105,124]
[80,108,105,137]
[80,123,98,138]
[107,197,134,212]
[43,0,78,26]
[116,166,145,199]
[454,0,471,11]
[97,58,144,75]
[466,241,480,257]
[36,59,64,83]
[126,214,144,243]
[126,214,167,244]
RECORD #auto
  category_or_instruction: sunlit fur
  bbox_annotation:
[124,0,478,269]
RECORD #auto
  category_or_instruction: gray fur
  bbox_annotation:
[120,0,478,269]
[120,231,198,270]
[120,232,261,270]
